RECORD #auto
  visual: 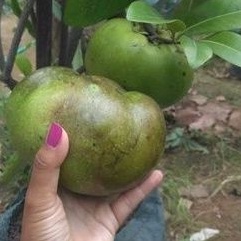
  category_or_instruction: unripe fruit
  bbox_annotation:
[85,18,194,108]
[6,67,166,196]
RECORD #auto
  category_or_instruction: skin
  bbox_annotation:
[21,125,163,241]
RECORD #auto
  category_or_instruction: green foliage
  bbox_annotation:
[173,0,241,27]
[180,36,213,69]
[182,11,241,37]
[201,31,241,67]
[17,41,35,55]
[72,43,83,71]
[52,0,61,21]
[125,1,241,69]
[162,170,193,235]
[0,91,23,190]
[178,11,241,68]
[165,127,209,154]
[0,153,21,184]
[15,53,33,77]
[4,0,241,74]
[127,0,164,24]
[15,41,35,77]
[126,1,186,33]
[64,0,135,27]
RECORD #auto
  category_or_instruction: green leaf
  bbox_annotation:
[165,127,184,149]
[201,31,241,67]
[184,139,209,154]
[173,0,241,27]
[127,0,164,24]
[183,10,241,37]
[126,0,185,29]
[53,0,62,21]
[0,153,20,186]
[72,43,83,71]
[64,0,135,27]
[15,54,33,77]
[10,0,21,17]
[194,42,213,69]
[180,36,213,69]
[17,41,35,55]
[180,36,197,68]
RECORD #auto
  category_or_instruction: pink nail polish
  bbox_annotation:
[46,123,62,148]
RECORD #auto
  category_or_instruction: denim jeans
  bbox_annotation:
[0,189,167,241]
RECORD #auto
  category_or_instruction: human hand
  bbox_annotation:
[20,123,163,241]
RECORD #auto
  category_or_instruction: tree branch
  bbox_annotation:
[36,0,52,68]
[0,0,5,72]
[2,0,36,90]
[30,6,37,34]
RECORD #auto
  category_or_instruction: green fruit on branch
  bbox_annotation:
[85,18,194,108]
[6,67,166,196]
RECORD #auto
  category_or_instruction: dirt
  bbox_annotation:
[192,194,241,241]
[1,14,241,241]
[163,61,241,240]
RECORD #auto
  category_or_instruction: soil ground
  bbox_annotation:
[163,64,241,241]
[1,14,241,241]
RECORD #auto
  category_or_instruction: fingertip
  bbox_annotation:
[45,123,69,150]
[151,170,163,184]
[27,124,69,198]
[40,123,69,167]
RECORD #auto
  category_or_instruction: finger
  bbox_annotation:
[26,123,69,204]
[111,170,163,227]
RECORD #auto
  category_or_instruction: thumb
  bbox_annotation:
[26,123,69,204]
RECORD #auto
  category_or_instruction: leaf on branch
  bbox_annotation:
[180,36,213,69]
[64,0,135,27]
[10,0,22,17]
[52,0,62,21]
[201,31,241,67]
[72,43,83,71]
[183,10,241,37]
[127,0,165,24]
[17,41,35,55]
[126,0,185,31]
[173,0,241,27]
[15,54,33,77]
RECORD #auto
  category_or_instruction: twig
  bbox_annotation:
[36,0,52,68]
[143,23,174,44]
[2,0,36,89]
[0,0,5,72]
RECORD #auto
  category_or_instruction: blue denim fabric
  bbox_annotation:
[115,190,166,241]
[0,189,166,241]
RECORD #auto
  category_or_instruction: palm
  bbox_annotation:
[59,171,161,241]
[60,188,118,241]
[22,171,162,241]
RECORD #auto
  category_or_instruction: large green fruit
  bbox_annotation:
[85,18,194,108]
[6,67,166,196]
